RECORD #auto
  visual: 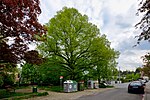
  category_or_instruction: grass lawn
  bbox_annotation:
[39,86,63,92]
[0,89,48,99]
[0,90,31,99]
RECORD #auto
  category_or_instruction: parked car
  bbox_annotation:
[128,81,145,94]
[138,78,146,86]
[99,82,107,88]
[140,80,146,86]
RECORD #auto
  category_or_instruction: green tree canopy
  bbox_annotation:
[87,35,119,83]
[38,7,100,80]
[38,7,119,82]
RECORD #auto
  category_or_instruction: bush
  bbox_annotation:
[106,85,114,88]
[0,76,4,87]
[0,89,7,98]
[3,74,15,87]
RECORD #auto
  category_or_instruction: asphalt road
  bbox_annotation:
[77,83,144,100]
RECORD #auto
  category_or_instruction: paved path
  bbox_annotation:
[25,88,113,100]
[144,81,150,100]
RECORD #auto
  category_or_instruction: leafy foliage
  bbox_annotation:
[21,59,64,85]
[0,0,45,87]
[141,53,150,77]
[0,0,45,40]
[86,35,119,83]
[38,7,119,83]
[0,64,16,87]
[38,60,63,85]
[0,41,19,64]
[126,73,140,81]
[136,0,150,43]
[38,7,100,80]
[135,67,142,74]
[24,50,43,65]
[0,0,45,64]
[21,63,40,84]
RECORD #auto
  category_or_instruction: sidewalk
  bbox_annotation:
[25,88,113,100]
[145,81,150,100]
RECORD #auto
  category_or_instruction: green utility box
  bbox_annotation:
[72,81,77,92]
[78,81,84,91]
[32,86,37,93]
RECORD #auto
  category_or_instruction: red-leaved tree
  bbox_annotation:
[0,0,45,87]
[0,0,45,64]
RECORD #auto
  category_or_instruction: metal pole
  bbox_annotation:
[60,79,62,88]
[119,67,120,84]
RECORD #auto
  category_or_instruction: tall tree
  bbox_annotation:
[38,7,100,80]
[0,0,45,86]
[136,0,150,43]
[88,35,119,84]
[135,0,150,78]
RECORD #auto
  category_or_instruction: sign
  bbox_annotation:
[60,76,63,79]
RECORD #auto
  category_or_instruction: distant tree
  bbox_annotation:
[136,0,150,43]
[126,73,140,81]
[141,53,150,77]
[135,67,142,74]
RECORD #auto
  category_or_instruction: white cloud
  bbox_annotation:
[118,50,150,71]
[38,0,150,71]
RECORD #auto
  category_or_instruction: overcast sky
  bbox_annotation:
[38,0,150,71]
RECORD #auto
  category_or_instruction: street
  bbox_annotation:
[23,82,150,100]
[77,82,145,100]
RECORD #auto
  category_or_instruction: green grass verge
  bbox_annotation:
[0,89,48,100]
[106,85,114,88]
[39,86,63,92]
